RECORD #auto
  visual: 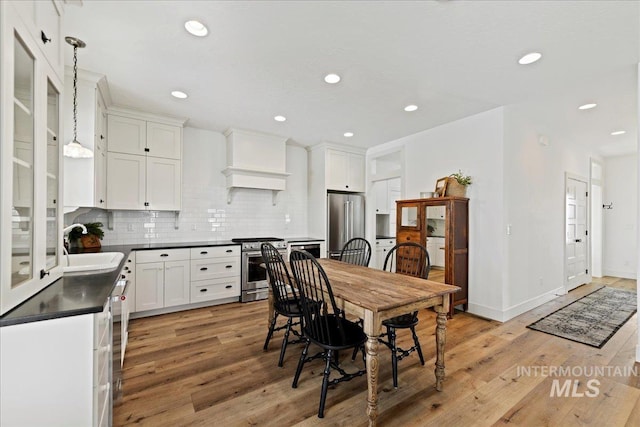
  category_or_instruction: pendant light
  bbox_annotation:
[64,36,93,159]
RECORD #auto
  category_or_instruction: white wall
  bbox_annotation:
[68,127,308,244]
[369,108,507,319]
[369,104,617,322]
[502,102,599,319]
[603,154,638,278]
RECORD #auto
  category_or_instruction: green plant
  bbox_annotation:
[450,170,472,186]
[68,222,104,241]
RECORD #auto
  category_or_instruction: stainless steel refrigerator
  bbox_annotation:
[327,192,365,259]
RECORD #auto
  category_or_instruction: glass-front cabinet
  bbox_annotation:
[396,197,469,317]
[1,2,63,315]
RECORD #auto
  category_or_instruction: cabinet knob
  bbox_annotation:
[225,265,233,269]
[99,199,104,204]
[225,285,232,289]
[226,249,233,253]
[200,288,208,293]
[200,251,208,255]
[100,135,105,140]
[346,185,349,189]
[200,267,208,271]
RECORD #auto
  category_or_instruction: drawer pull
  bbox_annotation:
[200,251,208,255]
[200,267,208,271]
[225,265,233,269]
[226,249,233,253]
[225,285,232,289]
[200,288,208,293]
[160,253,169,257]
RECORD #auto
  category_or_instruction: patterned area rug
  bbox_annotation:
[527,286,637,348]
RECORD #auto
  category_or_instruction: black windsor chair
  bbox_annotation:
[289,250,367,418]
[338,237,372,267]
[380,242,431,388]
[261,242,305,367]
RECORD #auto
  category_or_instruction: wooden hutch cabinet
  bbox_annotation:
[396,196,469,316]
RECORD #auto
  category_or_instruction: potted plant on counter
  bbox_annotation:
[446,170,472,197]
[68,222,104,249]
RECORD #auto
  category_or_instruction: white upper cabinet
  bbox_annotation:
[106,108,185,211]
[146,156,182,210]
[107,115,182,159]
[147,122,182,159]
[106,115,147,155]
[11,0,64,81]
[63,70,109,208]
[325,148,365,192]
[375,180,389,214]
[106,152,146,210]
[1,1,64,315]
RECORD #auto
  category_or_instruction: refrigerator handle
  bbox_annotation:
[343,201,349,243]
[348,200,353,240]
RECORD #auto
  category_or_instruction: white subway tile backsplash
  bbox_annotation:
[67,185,308,245]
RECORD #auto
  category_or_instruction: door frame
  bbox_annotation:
[564,172,592,293]
[589,158,604,278]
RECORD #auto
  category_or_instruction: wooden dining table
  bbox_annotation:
[268,258,460,427]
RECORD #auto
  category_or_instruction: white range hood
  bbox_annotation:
[222,128,290,204]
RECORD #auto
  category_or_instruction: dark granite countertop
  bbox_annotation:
[376,235,396,240]
[0,240,242,327]
[286,237,325,243]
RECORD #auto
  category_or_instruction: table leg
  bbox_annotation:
[365,335,379,427]
[434,303,448,392]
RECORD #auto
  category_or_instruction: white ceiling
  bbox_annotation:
[64,0,639,156]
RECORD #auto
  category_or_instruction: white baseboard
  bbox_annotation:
[467,286,565,323]
[602,269,637,280]
[467,303,505,322]
[502,286,565,321]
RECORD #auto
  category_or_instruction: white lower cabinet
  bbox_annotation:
[135,249,190,312]
[132,246,240,315]
[0,304,111,427]
[190,246,240,303]
[375,238,396,270]
[135,262,165,311]
[164,260,190,307]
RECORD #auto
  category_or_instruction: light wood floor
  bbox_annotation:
[116,277,639,426]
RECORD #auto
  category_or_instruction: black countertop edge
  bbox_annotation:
[285,237,325,243]
[99,240,240,252]
[0,252,130,327]
[375,236,396,240]
[1,240,244,328]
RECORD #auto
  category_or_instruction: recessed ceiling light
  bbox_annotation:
[404,104,418,112]
[274,115,286,122]
[324,73,341,84]
[344,132,354,137]
[518,52,542,65]
[611,130,626,136]
[578,103,597,110]
[185,20,208,37]
[171,90,188,99]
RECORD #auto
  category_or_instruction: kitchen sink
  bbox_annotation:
[62,252,124,274]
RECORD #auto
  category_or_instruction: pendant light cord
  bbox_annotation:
[72,44,78,142]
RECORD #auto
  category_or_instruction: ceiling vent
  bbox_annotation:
[222,128,290,204]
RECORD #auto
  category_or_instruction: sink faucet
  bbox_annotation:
[62,223,87,249]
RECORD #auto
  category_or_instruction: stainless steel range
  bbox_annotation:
[232,237,287,302]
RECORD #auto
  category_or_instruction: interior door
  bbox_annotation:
[565,174,590,291]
